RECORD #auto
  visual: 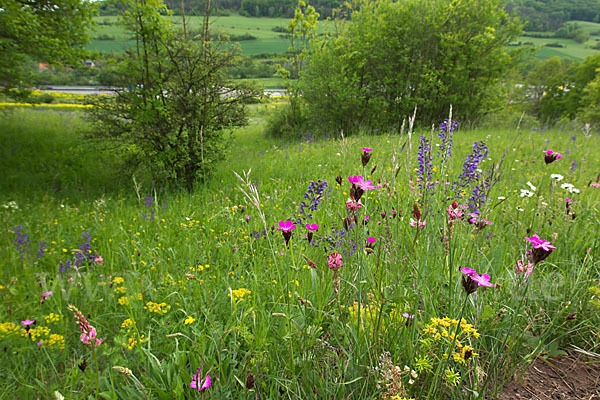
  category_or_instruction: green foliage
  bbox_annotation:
[523,54,600,125]
[87,0,261,189]
[0,0,96,86]
[580,74,600,127]
[525,56,578,122]
[299,0,523,132]
[239,0,342,18]
[268,1,319,137]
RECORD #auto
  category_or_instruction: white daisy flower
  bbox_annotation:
[560,183,580,193]
[520,189,534,198]
[550,174,564,182]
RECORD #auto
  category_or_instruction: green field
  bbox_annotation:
[88,14,333,55]
[1,105,599,398]
[515,20,600,60]
[89,15,600,61]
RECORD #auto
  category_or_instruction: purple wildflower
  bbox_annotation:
[12,225,30,259]
[438,119,458,159]
[453,141,488,197]
[37,241,46,259]
[297,180,328,223]
[417,136,433,189]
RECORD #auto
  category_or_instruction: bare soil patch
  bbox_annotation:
[501,351,600,399]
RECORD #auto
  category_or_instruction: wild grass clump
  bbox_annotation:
[0,109,599,398]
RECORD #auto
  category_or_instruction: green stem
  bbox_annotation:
[480,278,531,396]
[92,345,100,400]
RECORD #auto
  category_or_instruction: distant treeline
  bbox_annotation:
[98,0,344,18]
[505,0,600,31]
[98,0,600,28]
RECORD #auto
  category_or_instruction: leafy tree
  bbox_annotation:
[268,1,319,136]
[87,0,260,189]
[525,57,578,122]
[524,55,600,124]
[299,0,522,133]
[0,0,96,86]
[580,73,600,127]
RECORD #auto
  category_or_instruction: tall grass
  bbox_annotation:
[0,108,599,399]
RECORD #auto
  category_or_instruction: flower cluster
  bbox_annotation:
[375,351,417,400]
[525,234,557,264]
[142,195,155,221]
[419,317,480,387]
[460,267,495,295]
[12,225,30,259]
[361,147,373,167]
[67,304,103,347]
[328,252,343,270]
[297,180,328,223]
[230,288,252,301]
[190,368,211,391]
[59,231,99,272]
[348,175,376,201]
[318,226,357,256]
[544,150,562,164]
[410,202,426,229]
[438,119,458,159]
[468,178,490,216]
[75,231,93,267]
[277,220,296,246]
[453,141,488,196]
[145,301,171,314]
[417,136,433,189]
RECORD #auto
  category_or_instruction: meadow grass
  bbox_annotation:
[1,107,599,399]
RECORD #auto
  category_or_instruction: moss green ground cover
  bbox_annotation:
[1,107,599,398]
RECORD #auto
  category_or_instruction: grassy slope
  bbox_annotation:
[516,20,600,60]
[1,107,599,398]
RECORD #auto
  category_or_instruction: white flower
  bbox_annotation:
[497,196,506,200]
[1,201,19,211]
[517,206,525,212]
[520,189,534,198]
[560,183,580,193]
[526,181,537,191]
[550,174,564,182]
